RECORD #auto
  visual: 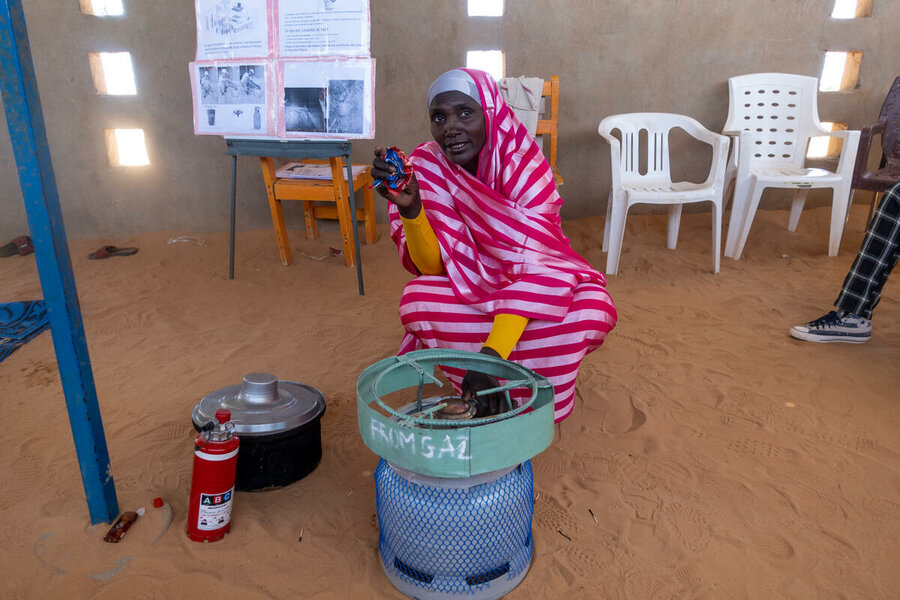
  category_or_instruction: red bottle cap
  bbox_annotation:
[153,497,164,508]
[215,409,232,424]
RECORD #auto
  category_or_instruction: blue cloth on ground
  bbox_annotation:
[0,301,50,363]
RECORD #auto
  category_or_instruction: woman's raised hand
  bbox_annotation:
[372,146,421,219]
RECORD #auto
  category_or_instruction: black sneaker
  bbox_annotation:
[790,310,872,344]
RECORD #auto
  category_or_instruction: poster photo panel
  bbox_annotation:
[275,0,370,58]
[195,0,275,60]
[277,58,375,139]
[190,60,276,136]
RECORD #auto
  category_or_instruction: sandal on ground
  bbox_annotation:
[88,245,139,260]
[0,236,34,258]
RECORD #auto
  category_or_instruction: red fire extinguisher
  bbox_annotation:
[187,409,239,542]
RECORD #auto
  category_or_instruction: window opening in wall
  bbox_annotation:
[105,129,150,166]
[466,51,504,81]
[79,0,125,17]
[819,51,862,92]
[807,122,847,159]
[89,52,137,95]
[468,0,504,17]
[831,0,873,18]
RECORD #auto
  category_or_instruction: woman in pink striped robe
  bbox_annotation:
[373,68,616,422]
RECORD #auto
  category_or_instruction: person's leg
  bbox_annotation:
[790,182,900,343]
[398,275,491,356]
[398,276,617,422]
[834,182,900,319]
[508,281,616,422]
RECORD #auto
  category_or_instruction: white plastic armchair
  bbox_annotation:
[598,113,729,275]
[722,73,861,259]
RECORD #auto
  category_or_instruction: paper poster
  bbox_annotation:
[195,0,274,60]
[278,58,374,138]
[191,61,275,135]
[276,0,370,57]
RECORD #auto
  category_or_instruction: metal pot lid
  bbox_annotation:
[192,372,326,436]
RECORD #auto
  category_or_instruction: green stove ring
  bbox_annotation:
[357,349,555,478]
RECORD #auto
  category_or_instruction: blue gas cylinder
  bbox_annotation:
[358,350,555,600]
[375,459,534,600]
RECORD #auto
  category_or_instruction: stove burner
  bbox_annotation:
[435,397,477,420]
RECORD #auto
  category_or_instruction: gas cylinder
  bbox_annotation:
[187,409,239,542]
[358,350,556,600]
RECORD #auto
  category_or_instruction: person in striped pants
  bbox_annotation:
[790,180,900,343]
[372,68,617,422]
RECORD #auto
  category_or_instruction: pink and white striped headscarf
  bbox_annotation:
[390,68,605,322]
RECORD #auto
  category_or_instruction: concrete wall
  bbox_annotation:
[2,0,898,241]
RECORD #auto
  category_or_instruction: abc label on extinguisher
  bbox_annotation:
[196,488,234,531]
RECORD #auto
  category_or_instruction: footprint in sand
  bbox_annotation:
[718,394,770,430]
[626,569,703,600]
[602,398,646,436]
[861,496,900,525]
[662,502,712,554]
[1,454,47,510]
[558,541,615,582]
[727,437,786,459]
[533,493,580,538]
[89,307,154,338]
[531,450,576,480]
[614,333,674,358]
[748,529,796,562]
[808,526,860,561]
[615,452,660,493]
[610,453,663,524]
[21,360,56,387]
[780,415,883,457]
[678,425,713,442]
[703,477,757,515]
[38,489,73,518]
[621,488,662,525]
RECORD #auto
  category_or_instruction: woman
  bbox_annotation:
[372,68,616,422]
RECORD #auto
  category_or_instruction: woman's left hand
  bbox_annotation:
[461,347,507,417]
[372,147,421,218]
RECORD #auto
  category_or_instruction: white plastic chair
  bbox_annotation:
[722,73,861,259]
[598,113,729,275]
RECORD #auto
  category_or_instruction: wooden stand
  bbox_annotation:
[224,138,365,295]
[258,156,376,268]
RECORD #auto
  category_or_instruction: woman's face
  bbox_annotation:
[429,91,485,175]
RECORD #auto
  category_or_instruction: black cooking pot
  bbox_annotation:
[192,373,326,491]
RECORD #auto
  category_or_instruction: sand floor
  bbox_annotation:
[1,204,898,599]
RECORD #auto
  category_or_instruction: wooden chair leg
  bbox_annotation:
[259,157,292,266]
[329,157,355,267]
[303,201,316,240]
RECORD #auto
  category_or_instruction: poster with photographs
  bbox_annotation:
[278,59,374,138]
[191,0,373,138]
[195,0,274,60]
[276,0,370,58]
[191,61,275,135]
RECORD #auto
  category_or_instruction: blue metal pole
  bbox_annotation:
[0,0,118,524]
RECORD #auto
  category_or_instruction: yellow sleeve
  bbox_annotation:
[483,313,529,360]
[400,210,445,275]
